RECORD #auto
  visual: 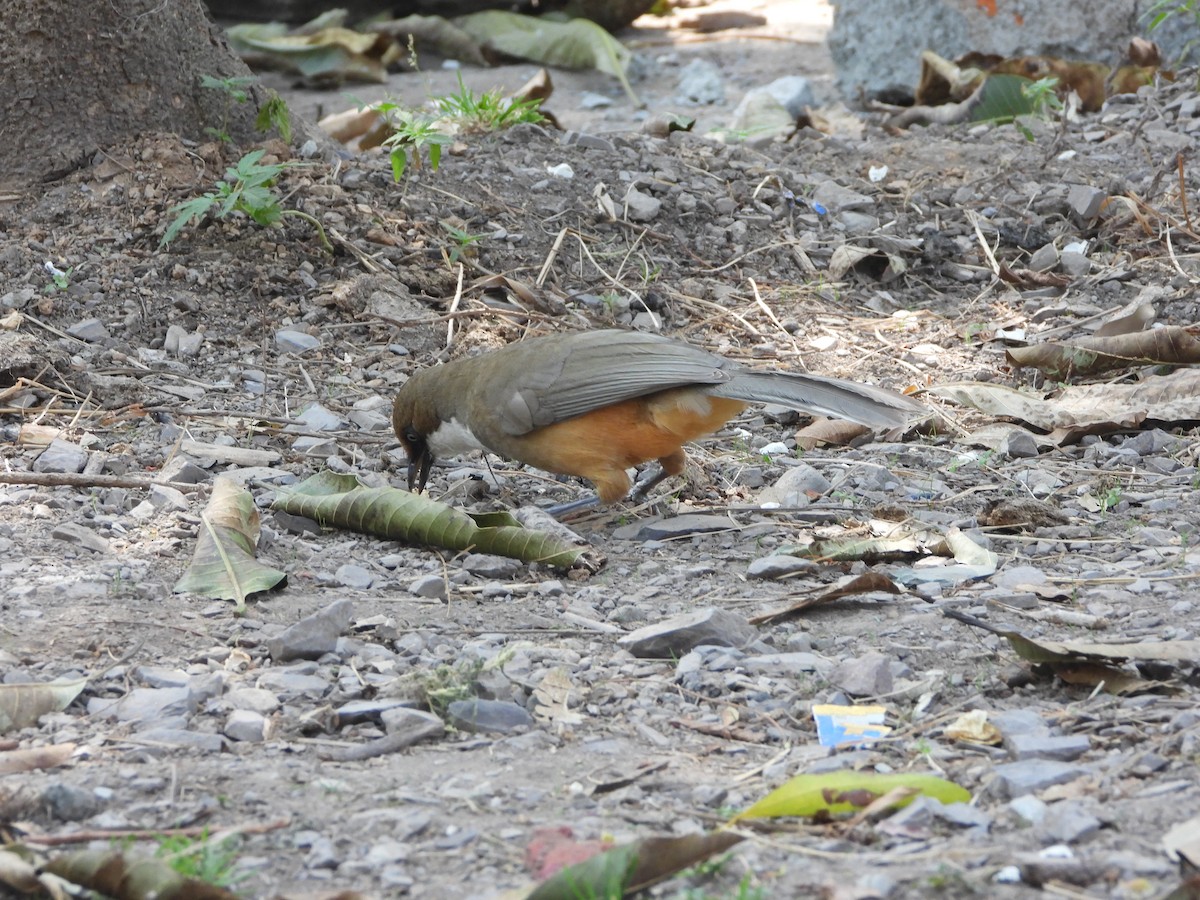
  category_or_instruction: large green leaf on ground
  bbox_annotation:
[455,11,639,105]
[273,471,599,572]
[173,477,287,612]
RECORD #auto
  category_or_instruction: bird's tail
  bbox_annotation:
[711,371,924,430]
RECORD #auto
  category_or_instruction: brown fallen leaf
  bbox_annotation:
[979,498,1070,530]
[750,571,902,625]
[1006,324,1200,379]
[794,417,870,450]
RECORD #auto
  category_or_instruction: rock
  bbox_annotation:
[1039,801,1101,844]
[254,668,332,697]
[1004,732,1091,762]
[224,709,272,742]
[67,317,109,342]
[33,438,88,474]
[43,783,102,821]
[88,686,197,726]
[992,760,1091,798]
[624,186,662,222]
[1009,794,1049,825]
[275,328,321,352]
[381,706,446,739]
[828,0,1193,102]
[746,554,815,579]
[828,652,893,697]
[445,698,534,734]
[462,553,520,579]
[409,574,447,599]
[741,651,832,675]
[266,599,355,661]
[51,522,110,553]
[226,687,281,714]
[758,464,831,506]
[335,564,375,590]
[618,608,758,659]
[998,429,1040,459]
[291,402,345,432]
[135,728,228,752]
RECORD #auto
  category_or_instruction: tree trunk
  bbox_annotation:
[0,0,273,188]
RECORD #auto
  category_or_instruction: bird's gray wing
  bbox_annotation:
[493,330,734,435]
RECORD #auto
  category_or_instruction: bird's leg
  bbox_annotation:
[629,449,687,501]
[544,493,602,518]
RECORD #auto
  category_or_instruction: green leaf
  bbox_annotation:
[160,195,217,247]
[428,142,442,171]
[733,770,971,822]
[455,11,639,105]
[390,148,406,181]
[969,73,1039,124]
[255,93,293,142]
[273,471,598,570]
[174,478,286,613]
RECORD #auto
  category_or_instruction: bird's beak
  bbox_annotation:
[406,438,433,493]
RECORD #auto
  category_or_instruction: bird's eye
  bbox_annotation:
[403,426,421,445]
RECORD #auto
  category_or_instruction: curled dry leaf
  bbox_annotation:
[1006,325,1200,379]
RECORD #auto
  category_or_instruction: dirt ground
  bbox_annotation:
[3,1,1200,898]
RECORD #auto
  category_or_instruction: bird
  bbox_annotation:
[392,329,924,507]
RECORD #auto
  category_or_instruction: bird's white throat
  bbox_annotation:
[427,417,486,457]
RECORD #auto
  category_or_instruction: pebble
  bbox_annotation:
[462,553,520,579]
[445,699,534,734]
[618,608,759,658]
[224,709,271,742]
[758,464,831,506]
[828,652,893,697]
[746,554,816,579]
[275,328,322,353]
[33,439,88,474]
[266,599,355,662]
[992,760,1091,798]
[66,317,109,342]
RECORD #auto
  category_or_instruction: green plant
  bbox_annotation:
[155,831,247,888]
[200,74,292,144]
[433,73,545,132]
[160,149,332,254]
[43,261,72,292]
[440,220,485,264]
[377,103,454,181]
[1010,76,1063,141]
[1100,485,1123,514]
[373,77,543,183]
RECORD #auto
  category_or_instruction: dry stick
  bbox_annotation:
[445,263,464,348]
[536,226,569,289]
[21,818,291,846]
[0,472,208,492]
[1178,151,1193,232]
[747,277,801,353]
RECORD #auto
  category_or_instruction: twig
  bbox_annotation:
[0,472,208,492]
[21,818,290,846]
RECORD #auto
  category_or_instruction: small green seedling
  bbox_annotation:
[440,220,485,264]
[201,74,292,143]
[160,149,332,254]
[378,103,455,181]
[433,74,545,132]
[372,77,543,183]
[43,261,72,292]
